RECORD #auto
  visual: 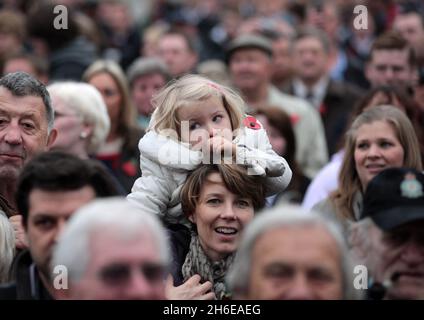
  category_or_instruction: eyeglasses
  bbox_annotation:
[54,111,80,119]
[98,262,166,286]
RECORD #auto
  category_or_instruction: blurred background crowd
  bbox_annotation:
[0,0,424,300]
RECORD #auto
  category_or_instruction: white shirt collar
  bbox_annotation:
[293,77,330,109]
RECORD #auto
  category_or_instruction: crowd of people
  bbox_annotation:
[0,0,424,300]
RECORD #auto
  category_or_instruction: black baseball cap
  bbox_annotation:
[361,167,424,230]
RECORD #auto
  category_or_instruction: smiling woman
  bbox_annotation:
[314,105,422,225]
[166,164,266,300]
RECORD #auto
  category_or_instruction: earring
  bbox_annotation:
[80,131,88,139]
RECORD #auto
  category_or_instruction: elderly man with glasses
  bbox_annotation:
[51,198,170,300]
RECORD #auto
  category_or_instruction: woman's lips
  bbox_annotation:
[215,227,238,235]
[365,164,385,174]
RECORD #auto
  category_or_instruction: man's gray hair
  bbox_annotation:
[227,205,363,300]
[0,72,54,132]
[126,57,171,87]
[51,198,170,282]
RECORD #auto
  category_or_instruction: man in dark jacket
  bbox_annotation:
[0,152,119,300]
[283,27,363,157]
[0,71,58,250]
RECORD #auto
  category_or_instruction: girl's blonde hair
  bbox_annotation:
[149,74,245,138]
[330,105,422,220]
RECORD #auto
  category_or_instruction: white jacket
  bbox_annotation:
[127,121,292,225]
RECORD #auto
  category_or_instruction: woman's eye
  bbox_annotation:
[103,89,117,97]
[237,200,251,208]
[207,198,221,205]
[356,142,368,150]
[380,141,393,148]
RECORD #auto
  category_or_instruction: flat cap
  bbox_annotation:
[226,34,273,63]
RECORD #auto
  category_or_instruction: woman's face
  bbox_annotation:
[88,72,122,128]
[189,172,255,261]
[51,95,89,154]
[255,114,287,156]
[354,120,405,190]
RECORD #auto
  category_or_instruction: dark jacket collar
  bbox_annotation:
[0,193,17,217]
[12,250,53,300]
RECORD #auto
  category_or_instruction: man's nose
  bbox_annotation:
[384,68,395,81]
[54,220,67,243]
[401,240,424,266]
[285,275,315,300]
[125,269,156,300]
[4,123,23,145]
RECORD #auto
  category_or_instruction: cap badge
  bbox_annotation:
[400,173,424,198]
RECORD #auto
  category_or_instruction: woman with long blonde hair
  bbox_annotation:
[315,105,422,223]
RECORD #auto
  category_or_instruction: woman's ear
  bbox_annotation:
[188,213,196,224]
[80,123,94,140]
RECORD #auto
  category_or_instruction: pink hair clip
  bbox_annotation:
[207,82,223,94]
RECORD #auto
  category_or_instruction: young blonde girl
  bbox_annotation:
[127,74,292,225]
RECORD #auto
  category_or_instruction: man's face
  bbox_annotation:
[271,38,293,83]
[3,58,37,77]
[67,229,166,300]
[414,84,424,112]
[247,224,343,300]
[131,73,167,117]
[26,186,96,280]
[157,34,197,77]
[393,14,424,48]
[0,87,56,181]
[0,33,21,58]
[292,36,328,83]
[365,49,415,88]
[371,220,424,300]
[229,48,271,93]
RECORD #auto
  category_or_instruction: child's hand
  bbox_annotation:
[207,136,236,156]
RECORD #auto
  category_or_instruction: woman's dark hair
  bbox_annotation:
[180,164,266,218]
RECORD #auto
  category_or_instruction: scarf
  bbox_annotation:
[182,234,234,300]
